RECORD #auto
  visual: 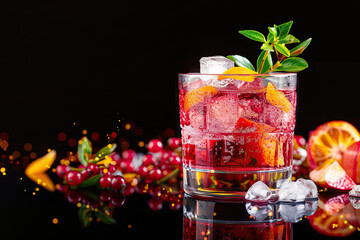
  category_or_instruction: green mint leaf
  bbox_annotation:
[274,43,290,57]
[256,50,272,73]
[267,32,275,43]
[276,21,293,39]
[278,34,300,44]
[227,55,255,71]
[268,26,277,38]
[77,136,92,167]
[274,57,308,72]
[260,43,273,52]
[239,30,266,42]
[290,38,312,56]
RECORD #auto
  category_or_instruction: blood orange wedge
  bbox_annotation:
[183,86,217,111]
[307,121,360,169]
[266,82,292,113]
[309,158,356,190]
[219,66,257,82]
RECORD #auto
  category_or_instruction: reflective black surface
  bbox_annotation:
[1,164,360,239]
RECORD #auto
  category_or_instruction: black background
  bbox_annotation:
[1,0,360,145]
[1,1,360,239]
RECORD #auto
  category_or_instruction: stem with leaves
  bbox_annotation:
[228,21,312,74]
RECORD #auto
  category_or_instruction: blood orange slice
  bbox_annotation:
[219,67,257,82]
[307,121,360,169]
[183,86,217,111]
[266,82,292,113]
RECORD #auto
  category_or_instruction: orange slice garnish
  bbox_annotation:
[219,67,257,82]
[184,86,217,111]
[266,82,292,113]
[307,121,360,169]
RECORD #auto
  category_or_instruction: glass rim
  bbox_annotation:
[179,72,297,77]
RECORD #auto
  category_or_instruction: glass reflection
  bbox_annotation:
[183,195,299,240]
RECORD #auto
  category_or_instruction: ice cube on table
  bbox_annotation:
[245,181,272,202]
[200,56,234,74]
[296,178,318,199]
[349,185,360,197]
[278,181,308,202]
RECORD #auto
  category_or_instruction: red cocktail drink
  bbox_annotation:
[179,73,297,198]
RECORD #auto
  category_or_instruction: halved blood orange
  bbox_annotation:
[183,86,217,111]
[307,121,360,169]
[266,82,292,113]
[219,67,257,82]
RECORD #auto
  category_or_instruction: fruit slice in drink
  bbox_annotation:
[184,85,217,111]
[266,82,292,113]
[219,66,258,82]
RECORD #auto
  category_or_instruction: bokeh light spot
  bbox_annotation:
[91,132,100,141]
[24,143,32,151]
[57,132,67,142]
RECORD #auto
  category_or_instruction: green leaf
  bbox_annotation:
[95,210,117,225]
[268,26,277,38]
[276,21,293,39]
[239,30,266,42]
[78,174,101,188]
[267,32,275,43]
[256,50,272,74]
[278,34,300,44]
[290,38,312,56]
[94,143,117,159]
[77,136,92,167]
[260,43,273,51]
[227,55,255,71]
[274,57,308,72]
[274,44,290,57]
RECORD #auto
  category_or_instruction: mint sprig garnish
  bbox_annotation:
[228,21,311,74]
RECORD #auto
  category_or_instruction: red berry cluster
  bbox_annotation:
[55,137,184,215]
[56,162,126,191]
[119,138,182,183]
